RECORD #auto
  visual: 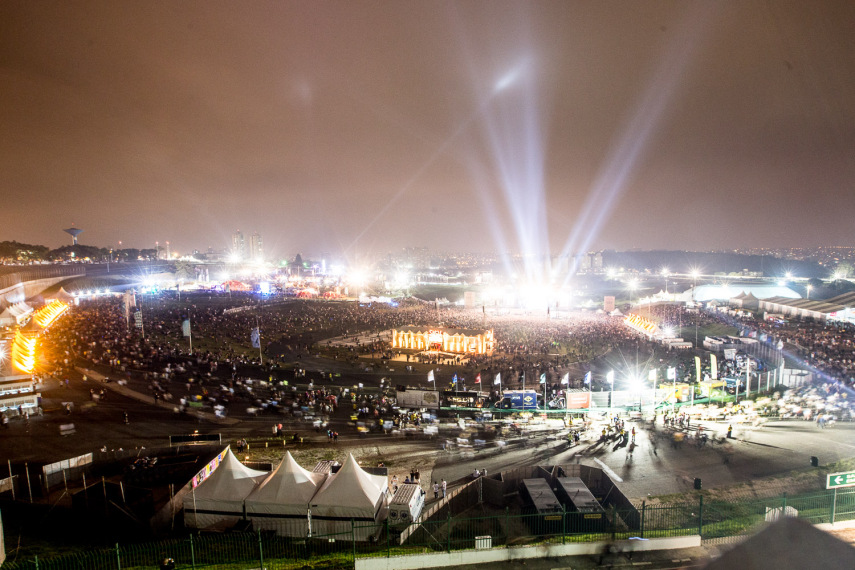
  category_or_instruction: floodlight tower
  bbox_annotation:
[63,226,84,245]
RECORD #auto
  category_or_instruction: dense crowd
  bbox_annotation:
[704,306,855,387]
[38,293,682,415]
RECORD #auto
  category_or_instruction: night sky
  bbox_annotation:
[2,1,853,259]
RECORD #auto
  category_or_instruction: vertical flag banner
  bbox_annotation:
[710,354,718,379]
[564,373,572,385]
[667,367,676,380]
[648,369,657,382]
[251,327,261,348]
[583,371,591,385]
[494,373,501,385]
[452,374,458,385]
[695,356,702,383]
[475,373,481,384]
[539,373,546,384]
[427,370,435,384]
[182,319,191,338]
[606,370,615,384]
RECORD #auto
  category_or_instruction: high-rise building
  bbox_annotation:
[249,231,263,261]
[231,230,245,259]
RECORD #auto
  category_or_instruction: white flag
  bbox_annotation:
[494,373,501,385]
[561,373,570,385]
[428,370,435,383]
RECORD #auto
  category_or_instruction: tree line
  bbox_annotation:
[0,240,157,263]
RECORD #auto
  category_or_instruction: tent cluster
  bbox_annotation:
[0,301,33,326]
[184,449,389,540]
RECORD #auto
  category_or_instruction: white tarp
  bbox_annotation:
[309,454,388,540]
[183,448,267,530]
[245,451,326,537]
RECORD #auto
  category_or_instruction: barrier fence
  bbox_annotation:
[2,487,854,570]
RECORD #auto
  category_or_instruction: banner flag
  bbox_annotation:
[695,356,702,383]
[583,371,591,385]
[710,354,718,379]
[427,370,435,383]
[251,327,261,348]
[452,374,458,385]
[494,373,501,385]
[539,373,546,384]
[475,373,481,384]
[667,367,676,380]
[182,319,191,338]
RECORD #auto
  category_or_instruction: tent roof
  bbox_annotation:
[0,302,33,318]
[51,287,75,302]
[191,448,267,501]
[704,517,855,570]
[246,451,326,505]
[310,454,387,510]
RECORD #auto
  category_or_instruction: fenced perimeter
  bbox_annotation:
[2,487,854,570]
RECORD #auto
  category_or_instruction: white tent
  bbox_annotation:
[245,451,326,537]
[184,448,267,530]
[49,288,75,304]
[0,302,33,326]
[309,454,388,540]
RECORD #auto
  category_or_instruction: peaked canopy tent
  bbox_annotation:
[245,451,327,537]
[184,448,268,530]
[0,302,33,326]
[48,287,76,304]
[309,454,389,540]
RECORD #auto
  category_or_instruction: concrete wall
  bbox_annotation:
[356,535,701,570]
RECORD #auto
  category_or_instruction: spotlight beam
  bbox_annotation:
[558,3,719,288]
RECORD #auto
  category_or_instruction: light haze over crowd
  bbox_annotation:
[2,1,853,258]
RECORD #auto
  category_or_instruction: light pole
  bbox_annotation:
[607,370,615,414]
[690,269,700,347]
[628,279,638,309]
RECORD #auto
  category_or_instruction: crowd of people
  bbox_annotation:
[702,304,855,387]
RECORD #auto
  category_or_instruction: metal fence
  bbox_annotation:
[2,488,854,570]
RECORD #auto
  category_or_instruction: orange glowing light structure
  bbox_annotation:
[34,300,69,328]
[11,329,37,374]
[624,313,660,337]
[391,326,495,355]
[10,301,70,374]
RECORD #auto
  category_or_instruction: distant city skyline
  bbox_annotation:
[2,2,854,259]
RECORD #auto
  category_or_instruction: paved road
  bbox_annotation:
[431,418,855,499]
[4,364,854,503]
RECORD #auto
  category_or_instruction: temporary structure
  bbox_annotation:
[48,287,76,304]
[0,302,33,326]
[245,451,326,537]
[309,454,389,540]
[184,448,267,530]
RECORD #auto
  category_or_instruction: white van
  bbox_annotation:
[387,484,425,529]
